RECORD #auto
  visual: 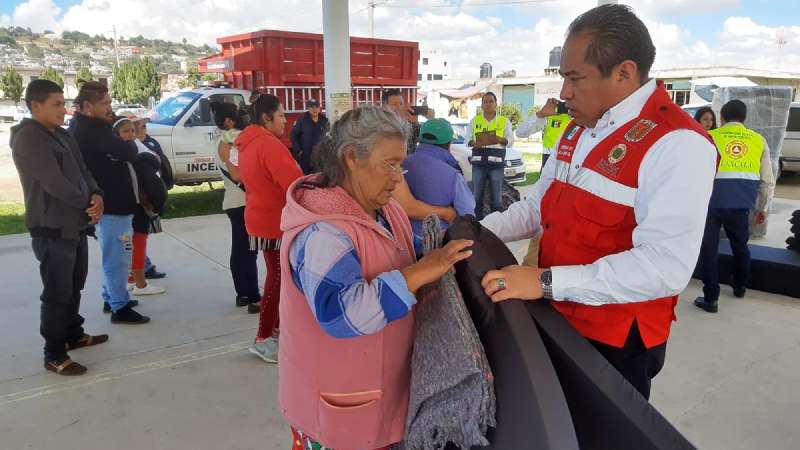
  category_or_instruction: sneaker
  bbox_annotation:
[132,284,166,296]
[247,302,261,314]
[103,299,139,313]
[145,267,167,279]
[249,337,278,363]
[111,304,151,324]
[733,286,747,298]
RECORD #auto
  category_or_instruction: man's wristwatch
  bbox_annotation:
[540,269,553,300]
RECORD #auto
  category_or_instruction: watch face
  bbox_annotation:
[540,270,552,285]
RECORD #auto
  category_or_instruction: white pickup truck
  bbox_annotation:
[147,87,252,185]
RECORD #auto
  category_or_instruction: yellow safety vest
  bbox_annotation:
[472,114,508,141]
[709,123,764,181]
[542,113,571,150]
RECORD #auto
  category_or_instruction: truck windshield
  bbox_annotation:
[149,92,202,126]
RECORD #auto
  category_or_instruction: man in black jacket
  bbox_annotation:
[72,81,150,324]
[11,80,109,375]
[290,99,329,174]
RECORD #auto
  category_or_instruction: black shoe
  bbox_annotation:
[111,304,150,324]
[145,267,167,279]
[694,297,718,313]
[247,302,261,314]
[103,299,139,314]
[733,287,747,298]
[236,295,253,307]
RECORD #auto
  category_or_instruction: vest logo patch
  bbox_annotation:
[552,120,561,128]
[725,140,748,159]
[565,126,580,141]
[624,119,658,143]
[608,144,628,164]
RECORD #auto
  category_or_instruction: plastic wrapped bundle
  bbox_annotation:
[712,86,793,237]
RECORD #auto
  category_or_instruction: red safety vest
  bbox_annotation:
[539,84,712,348]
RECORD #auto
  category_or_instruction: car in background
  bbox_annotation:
[447,118,527,184]
[113,103,149,118]
[782,103,800,174]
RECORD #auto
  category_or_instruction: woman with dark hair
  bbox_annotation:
[236,94,303,362]
[694,106,717,132]
[213,102,261,312]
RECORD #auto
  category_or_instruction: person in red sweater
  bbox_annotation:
[236,93,303,363]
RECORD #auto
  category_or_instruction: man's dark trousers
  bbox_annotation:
[32,234,88,362]
[698,208,751,301]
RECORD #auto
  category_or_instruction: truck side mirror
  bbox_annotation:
[198,98,212,124]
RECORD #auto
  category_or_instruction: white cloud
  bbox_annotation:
[3,0,799,78]
[7,0,62,33]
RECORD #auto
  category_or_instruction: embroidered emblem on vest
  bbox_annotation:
[608,143,628,164]
[725,140,748,159]
[565,126,580,141]
[552,120,562,128]
[624,119,658,143]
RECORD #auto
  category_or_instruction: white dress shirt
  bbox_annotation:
[481,80,719,306]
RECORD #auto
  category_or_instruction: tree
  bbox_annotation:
[177,67,202,89]
[500,103,523,129]
[76,67,93,89]
[112,58,161,104]
[0,67,24,105]
[40,67,64,89]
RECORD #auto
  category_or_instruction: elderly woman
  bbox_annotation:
[278,105,473,450]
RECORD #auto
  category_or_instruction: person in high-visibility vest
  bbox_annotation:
[469,92,514,219]
[516,97,572,169]
[694,99,776,313]
[516,98,573,268]
[477,4,719,399]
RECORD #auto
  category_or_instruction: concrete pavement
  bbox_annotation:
[1,199,799,449]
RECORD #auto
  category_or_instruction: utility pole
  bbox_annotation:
[368,1,375,38]
[323,0,352,123]
[112,25,121,67]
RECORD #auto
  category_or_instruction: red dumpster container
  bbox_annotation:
[199,29,419,148]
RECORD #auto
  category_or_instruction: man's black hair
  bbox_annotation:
[24,79,63,110]
[720,100,747,123]
[482,92,497,102]
[567,4,655,82]
[382,88,402,104]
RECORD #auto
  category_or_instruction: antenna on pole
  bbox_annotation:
[776,27,789,71]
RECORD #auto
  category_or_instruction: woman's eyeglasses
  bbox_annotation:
[381,159,408,176]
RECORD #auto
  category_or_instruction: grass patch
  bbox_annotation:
[161,182,225,219]
[516,171,541,187]
[0,182,225,237]
[0,203,25,236]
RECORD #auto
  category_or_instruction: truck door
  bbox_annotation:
[172,93,246,183]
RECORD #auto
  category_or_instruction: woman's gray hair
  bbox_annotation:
[311,105,410,186]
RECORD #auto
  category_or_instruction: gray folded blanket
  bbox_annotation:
[395,215,496,450]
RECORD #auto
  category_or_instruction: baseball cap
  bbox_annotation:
[306,98,320,108]
[419,118,454,145]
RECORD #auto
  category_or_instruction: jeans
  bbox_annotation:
[225,207,260,300]
[96,214,133,312]
[145,255,154,272]
[472,164,504,220]
[32,235,88,362]
[698,208,751,302]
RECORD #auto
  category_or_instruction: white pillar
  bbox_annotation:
[323,0,352,122]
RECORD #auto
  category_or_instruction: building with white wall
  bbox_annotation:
[418,49,451,83]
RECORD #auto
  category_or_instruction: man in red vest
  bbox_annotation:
[480,4,718,399]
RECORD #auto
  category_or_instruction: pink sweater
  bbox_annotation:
[278,176,416,449]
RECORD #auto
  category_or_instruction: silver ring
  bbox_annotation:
[496,278,507,291]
